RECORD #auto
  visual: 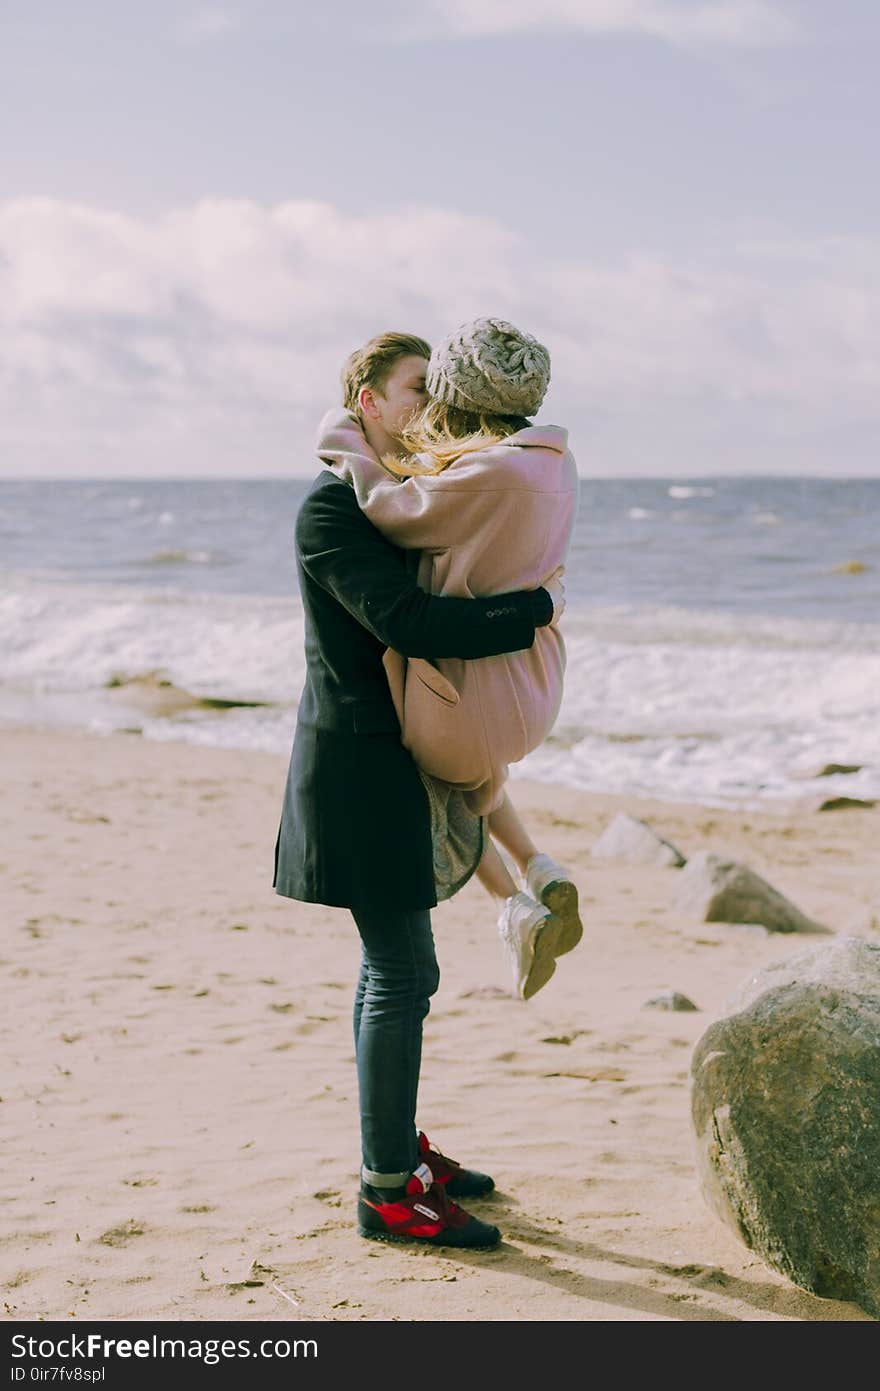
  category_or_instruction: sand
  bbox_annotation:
[2,726,877,1323]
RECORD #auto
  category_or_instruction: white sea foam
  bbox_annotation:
[513,603,880,805]
[1,574,877,806]
[0,572,305,707]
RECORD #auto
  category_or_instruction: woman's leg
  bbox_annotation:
[477,809,562,1001]
[488,793,583,958]
[350,904,440,1183]
[486,792,540,876]
[474,836,519,901]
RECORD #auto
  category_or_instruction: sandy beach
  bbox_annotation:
[2,725,877,1323]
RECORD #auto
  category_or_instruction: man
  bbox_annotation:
[273,331,562,1249]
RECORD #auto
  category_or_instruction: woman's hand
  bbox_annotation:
[543,567,566,627]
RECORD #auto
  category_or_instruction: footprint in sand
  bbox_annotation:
[544,1067,627,1082]
[97,1220,147,1247]
[313,1189,343,1208]
[661,1262,732,1289]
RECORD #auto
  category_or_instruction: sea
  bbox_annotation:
[1,476,878,809]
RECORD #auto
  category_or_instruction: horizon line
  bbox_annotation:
[2,472,879,484]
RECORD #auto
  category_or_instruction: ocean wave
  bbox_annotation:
[0,572,304,706]
[1,574,878,805]
[562,601,880,653]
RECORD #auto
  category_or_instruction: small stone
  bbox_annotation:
[591,813,686,867]
[793,761,863,779]
[817,797,876,812]
[643,991,699,1012]
[674,850,826,934]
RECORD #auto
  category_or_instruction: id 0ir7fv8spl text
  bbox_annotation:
[11,1372,104,1383]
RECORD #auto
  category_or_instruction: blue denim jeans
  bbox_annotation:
[350,905,440,1181]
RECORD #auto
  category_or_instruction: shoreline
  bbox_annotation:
[2,715,870,818]
[2,726,877,1321]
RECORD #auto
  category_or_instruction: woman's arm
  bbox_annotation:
[329,443,508,553]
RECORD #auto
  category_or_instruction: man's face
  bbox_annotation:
[360,354,428,442]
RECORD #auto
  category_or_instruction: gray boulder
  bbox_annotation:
[691,938,880,1318]
[675,850,826,933]
[591,813,686,867]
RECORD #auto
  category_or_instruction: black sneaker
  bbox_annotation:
[357,1161,500,1249]
[417,1130,495,1199]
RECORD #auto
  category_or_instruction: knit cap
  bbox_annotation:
[426,317,551,417]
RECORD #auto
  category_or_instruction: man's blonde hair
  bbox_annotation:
[341,332,431,414]
[384,400,531,477]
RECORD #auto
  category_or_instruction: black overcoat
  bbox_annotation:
[272,471,553,912]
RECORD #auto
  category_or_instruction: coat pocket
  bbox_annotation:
[409,657,460,707]
[400,659,492,789]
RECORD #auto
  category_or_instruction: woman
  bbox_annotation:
[318,317,583,1000]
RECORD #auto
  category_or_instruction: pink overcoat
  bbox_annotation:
[317,410,578,814]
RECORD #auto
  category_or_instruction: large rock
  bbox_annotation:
[591,813,685,867]
[690,938,880,1318]
[675,850,826,933]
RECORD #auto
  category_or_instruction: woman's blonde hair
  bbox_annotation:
[383,399,531,478]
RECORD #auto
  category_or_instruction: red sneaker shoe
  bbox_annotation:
[417,1131,495,1199]
[357,1161,500,1249]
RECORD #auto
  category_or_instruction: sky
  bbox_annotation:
[1,0,878,478]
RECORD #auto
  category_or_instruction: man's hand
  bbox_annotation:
[543,566,566,627]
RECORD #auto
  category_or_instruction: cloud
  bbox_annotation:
[172,7,241,43]
[0,196,877,476]
[396,0,800,48]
